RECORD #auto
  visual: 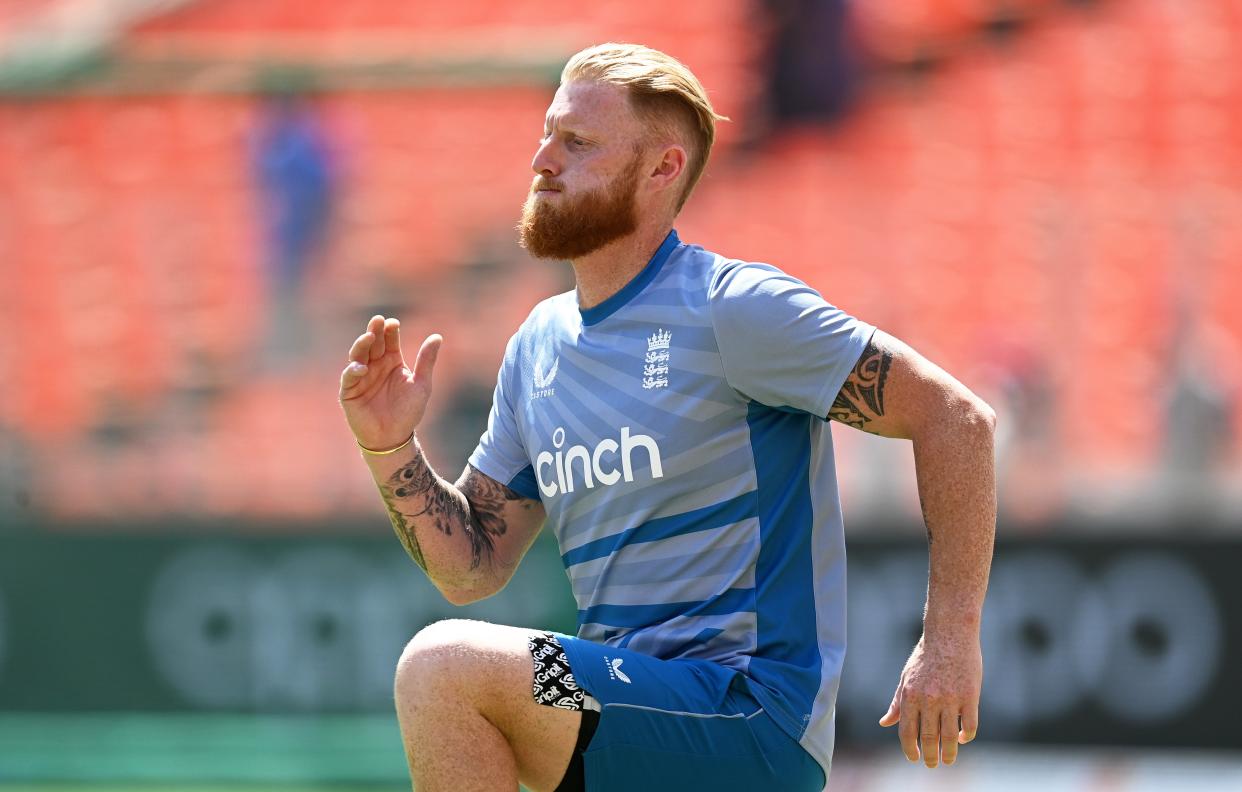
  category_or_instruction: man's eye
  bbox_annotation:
[572,138,588,147]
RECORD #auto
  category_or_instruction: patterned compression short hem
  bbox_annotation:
[529,632,601,712]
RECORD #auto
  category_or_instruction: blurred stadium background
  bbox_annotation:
[1,0,1240,789]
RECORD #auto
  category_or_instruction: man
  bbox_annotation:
[338,43,995,792]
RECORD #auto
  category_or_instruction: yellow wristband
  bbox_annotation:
[357,432,415,456]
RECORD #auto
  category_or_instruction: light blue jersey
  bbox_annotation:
[468,229,873,781]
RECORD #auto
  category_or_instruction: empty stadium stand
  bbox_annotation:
[3,0,1239,522]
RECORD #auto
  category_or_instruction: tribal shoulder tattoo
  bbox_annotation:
[827,337,893,434]
[378,451,530,573]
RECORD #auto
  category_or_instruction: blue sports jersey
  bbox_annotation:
[468,229,873,780]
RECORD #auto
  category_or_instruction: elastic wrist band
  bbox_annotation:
[358,432,415,456]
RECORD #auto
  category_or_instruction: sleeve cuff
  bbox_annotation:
[813,323,877,420]
[506,464,540,500]
[468,450,541,501]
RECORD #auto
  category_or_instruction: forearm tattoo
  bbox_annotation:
[459,471,530,570]
[379,452,529,572]
[380,449,465,571]
[828,338,893,433]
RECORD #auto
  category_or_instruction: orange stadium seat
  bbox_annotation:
[852,0,983,63]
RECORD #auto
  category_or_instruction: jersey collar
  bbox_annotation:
[579,229,681,326]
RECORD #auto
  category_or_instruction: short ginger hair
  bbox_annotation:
[561,43,728,212]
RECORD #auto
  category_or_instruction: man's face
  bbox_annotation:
[518,80,648,260]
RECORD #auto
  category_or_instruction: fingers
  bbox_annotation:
[884,691,972,768]
[897,701,919,763]
[878,688,901,728]
[383,317,403,364]
[413,333,443,387]
[346,316,403,366]
[919,711,940,768]
[342,316,392,396]
[893,701,981,768]
[347,327,374,365]
[940,710,960,765]
[340,359,368,394]
[368,315,387,360]
[960,702,979,744]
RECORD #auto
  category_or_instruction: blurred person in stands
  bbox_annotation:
[1164,315,1236,518]
[254,80,337,369]
[763,0,857,124]
[338,43,996,792]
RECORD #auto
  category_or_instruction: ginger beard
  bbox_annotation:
[518,152,643,260]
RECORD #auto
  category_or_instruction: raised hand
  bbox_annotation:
[338,314,443,451]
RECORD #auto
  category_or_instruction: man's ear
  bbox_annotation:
[648,143,688,193]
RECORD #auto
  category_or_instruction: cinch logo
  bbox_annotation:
[535,426,664,498]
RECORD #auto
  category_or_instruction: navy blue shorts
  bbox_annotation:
[554,634,825,792]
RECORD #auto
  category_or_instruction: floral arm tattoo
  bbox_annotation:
[827,337,893,434]
[378,449,531,573]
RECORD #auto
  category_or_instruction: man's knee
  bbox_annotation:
[395,619,499,707]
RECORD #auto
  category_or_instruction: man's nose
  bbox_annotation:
[531,138,561,178]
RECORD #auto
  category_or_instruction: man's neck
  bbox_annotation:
[570,223,674,310]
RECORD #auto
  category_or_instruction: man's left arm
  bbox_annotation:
[828,328,997,769]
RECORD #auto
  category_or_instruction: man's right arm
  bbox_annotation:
[338,314,545,605]
[361,440,545,604]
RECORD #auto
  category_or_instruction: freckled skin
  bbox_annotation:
[836,329,994,768]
